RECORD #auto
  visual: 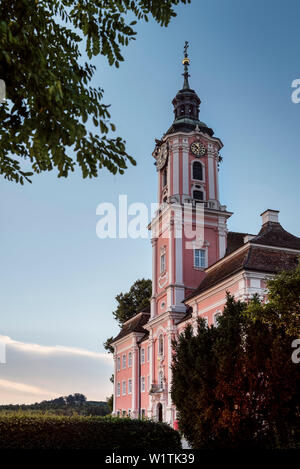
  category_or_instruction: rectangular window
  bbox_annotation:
[141,376,145,393]
[117,356,120,371]
[160,253,166,273]
[116,410,120,417]
[194,248,206,268]
[147,345,150,362]
[128,378,132,394]
[147,375,150,392]
[122,354,126,369]
[141,409,146,420]
[141,348,145,364]
[128,409,131,418]
[122,410,126,417]
[159,372,164,389]
[213,312,221,327]
[117,382,120,397]
[122,380,126,395]
[128,352,132,367]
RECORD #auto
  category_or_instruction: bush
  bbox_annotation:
[0,413,181,450]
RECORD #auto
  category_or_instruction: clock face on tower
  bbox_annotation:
[190,141,206,157]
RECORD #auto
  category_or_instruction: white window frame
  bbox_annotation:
[160,252,166,274]
[191,160,204,181]
[192,184,206,202]
[141,348,145,364]
[128,378,132,395]
[147,375,150,392]
[141,376,145,393]
[122,380,126,395]
[117,382,120,397]
[117,356,120,371]
[122,354,126,369]
[147,345,150,362]
[128,351,132,368]
[194,248,206,269]
[213,311,222,327]
[158,334,164,356]
[159,371,164,389]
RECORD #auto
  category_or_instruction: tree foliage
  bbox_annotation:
[104,278,152,352]
[246,262,300,337]
[0,393,111,416]
[0,0,191,184]
[106,394,113,413]
[113,277,152,326]
[172,285,300,449]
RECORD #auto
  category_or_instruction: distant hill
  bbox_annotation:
[0,393,111,416]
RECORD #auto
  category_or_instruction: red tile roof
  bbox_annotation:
[185,222,300,301]
[111,311,150,344]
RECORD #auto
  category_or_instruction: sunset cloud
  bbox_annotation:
[0,378,58,397]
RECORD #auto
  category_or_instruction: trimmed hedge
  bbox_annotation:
[0,413,182,450]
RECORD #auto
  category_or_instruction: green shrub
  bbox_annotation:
[0,413,181,450]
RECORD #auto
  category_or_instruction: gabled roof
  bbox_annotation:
[111,310,150,344]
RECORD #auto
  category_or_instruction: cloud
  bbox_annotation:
[0,335,113,405]
[0,379,58,397]
[0,335,112,361]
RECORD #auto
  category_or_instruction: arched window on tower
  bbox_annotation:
[193,161,203,180]
[180,105,185,115]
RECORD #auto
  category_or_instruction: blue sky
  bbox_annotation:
[1,0,300,403]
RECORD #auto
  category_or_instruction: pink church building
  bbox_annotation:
[110,49,300,427]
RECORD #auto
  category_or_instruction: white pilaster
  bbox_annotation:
[182,147,189,195]
[207,153,215,200]
[132,343,138,417]
[113,349,117,414]
[173,149,179,195]
[151,238,157,318]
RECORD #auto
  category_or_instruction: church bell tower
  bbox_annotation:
[150,42,232,319]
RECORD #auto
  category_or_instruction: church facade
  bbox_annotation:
[110,49,300,427]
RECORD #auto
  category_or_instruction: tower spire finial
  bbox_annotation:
[182,41,190,89]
